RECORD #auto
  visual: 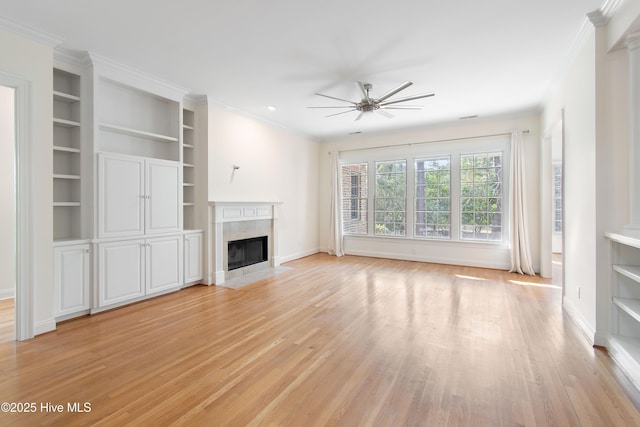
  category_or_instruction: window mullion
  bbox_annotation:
[451,154,461,241]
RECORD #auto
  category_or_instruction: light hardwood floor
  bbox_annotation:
[0,253,639,426]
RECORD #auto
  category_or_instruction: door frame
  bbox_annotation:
[1,71,34,340]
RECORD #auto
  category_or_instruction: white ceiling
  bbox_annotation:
[0,0,605,141]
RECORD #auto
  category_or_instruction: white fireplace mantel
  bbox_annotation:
[207,201,282,284]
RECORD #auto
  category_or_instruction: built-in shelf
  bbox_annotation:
[53,145,81,154]
[99,122,179,143]
[54,118,81,128]
[54,202,81,207]
[613,264,640,283]
[53,66,83,242]
[606,229,640,389]
[53,174,81,180]
[53,91,80,103]
[182,108,196,230]
[613,297,640,323]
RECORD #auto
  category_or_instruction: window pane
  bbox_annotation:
[415,156,450,239]
[375,160,406,236]
[341,163,368,234]
[460,152,503,241]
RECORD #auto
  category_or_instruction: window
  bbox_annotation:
[415,156,450,239]
[460,152,503,241]
[341,163,368,234]
[375,160,406,236]
[338,135,509,244]
[553,164,562,233]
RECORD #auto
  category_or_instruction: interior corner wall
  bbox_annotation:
[0,28,54,333]
[543,30,598,338]
[318,115,541,270]
[207,105,321,262]
[0,85,15,297]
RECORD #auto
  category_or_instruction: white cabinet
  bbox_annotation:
[146,235,183,295]
[98,153,181,238]
[98,235,182,308]
[98,239,145,306]
[184,231,203,284]
[54,243,91,317]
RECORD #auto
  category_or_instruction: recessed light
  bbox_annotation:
[267,105,276,111]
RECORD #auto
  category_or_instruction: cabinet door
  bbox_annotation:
[54,244,90,317]
[98,154,144,238]
[98,239,145,306]
[146,235,183,295]
[184,232,203,284]
[146,160,181,234]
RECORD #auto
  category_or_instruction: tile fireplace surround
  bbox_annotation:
[208,201,281,285]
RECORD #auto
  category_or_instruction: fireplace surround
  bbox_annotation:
[208,201,280,284]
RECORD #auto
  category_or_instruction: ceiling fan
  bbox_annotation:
[308,81,434,121]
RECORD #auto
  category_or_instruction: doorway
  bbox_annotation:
[541,118,564,289]
[0,84,15,341]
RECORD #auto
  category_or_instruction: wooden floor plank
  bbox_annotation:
[0,253,639,426]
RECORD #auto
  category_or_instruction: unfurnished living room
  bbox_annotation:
[2,0,640,425]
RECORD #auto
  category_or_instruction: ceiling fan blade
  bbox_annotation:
[380,106,423,110]
[325,109,356,118]
[355,82,370,102]
[379,92,435,107]
[354,111,365,121]
[315,92,357,105]
[375,81,413,103]
[307,106,356,109]
[376,109,394,119]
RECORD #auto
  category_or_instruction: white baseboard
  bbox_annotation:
[345,248,511,271]
[280,248,321,264]
[33,318,56,336]
[0,288,15,300]
[563,297,596,345]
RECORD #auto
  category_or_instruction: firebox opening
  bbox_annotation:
[227,236,268,271]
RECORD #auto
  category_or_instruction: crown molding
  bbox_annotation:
[0,15,62,47]
[184,94,208,107]
[88,51,190,100]
[53,47,91,70]
[587,10,608,27]
[626,32,640,51]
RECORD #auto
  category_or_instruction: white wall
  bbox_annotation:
[0,28,54,334]
[541,15,633,344]
[319,115,541,271]
[0,85,14,298]
[207,104,321,262]
[543,29,598,339]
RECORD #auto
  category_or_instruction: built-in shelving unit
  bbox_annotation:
[97,77,180,161]
[53,67,82,241]
[182,108,196,229]
[605,230,640,388]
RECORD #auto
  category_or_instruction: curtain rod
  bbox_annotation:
[330,130,529,154]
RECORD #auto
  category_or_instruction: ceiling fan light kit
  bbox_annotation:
[308,81,434,121]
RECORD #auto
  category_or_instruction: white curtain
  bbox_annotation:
[328,151,344,256]
[509,131,535,275]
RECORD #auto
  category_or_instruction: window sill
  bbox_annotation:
[343,233,508,248]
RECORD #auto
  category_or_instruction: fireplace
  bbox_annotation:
[208,201,281,284]
[228,236,268,271]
